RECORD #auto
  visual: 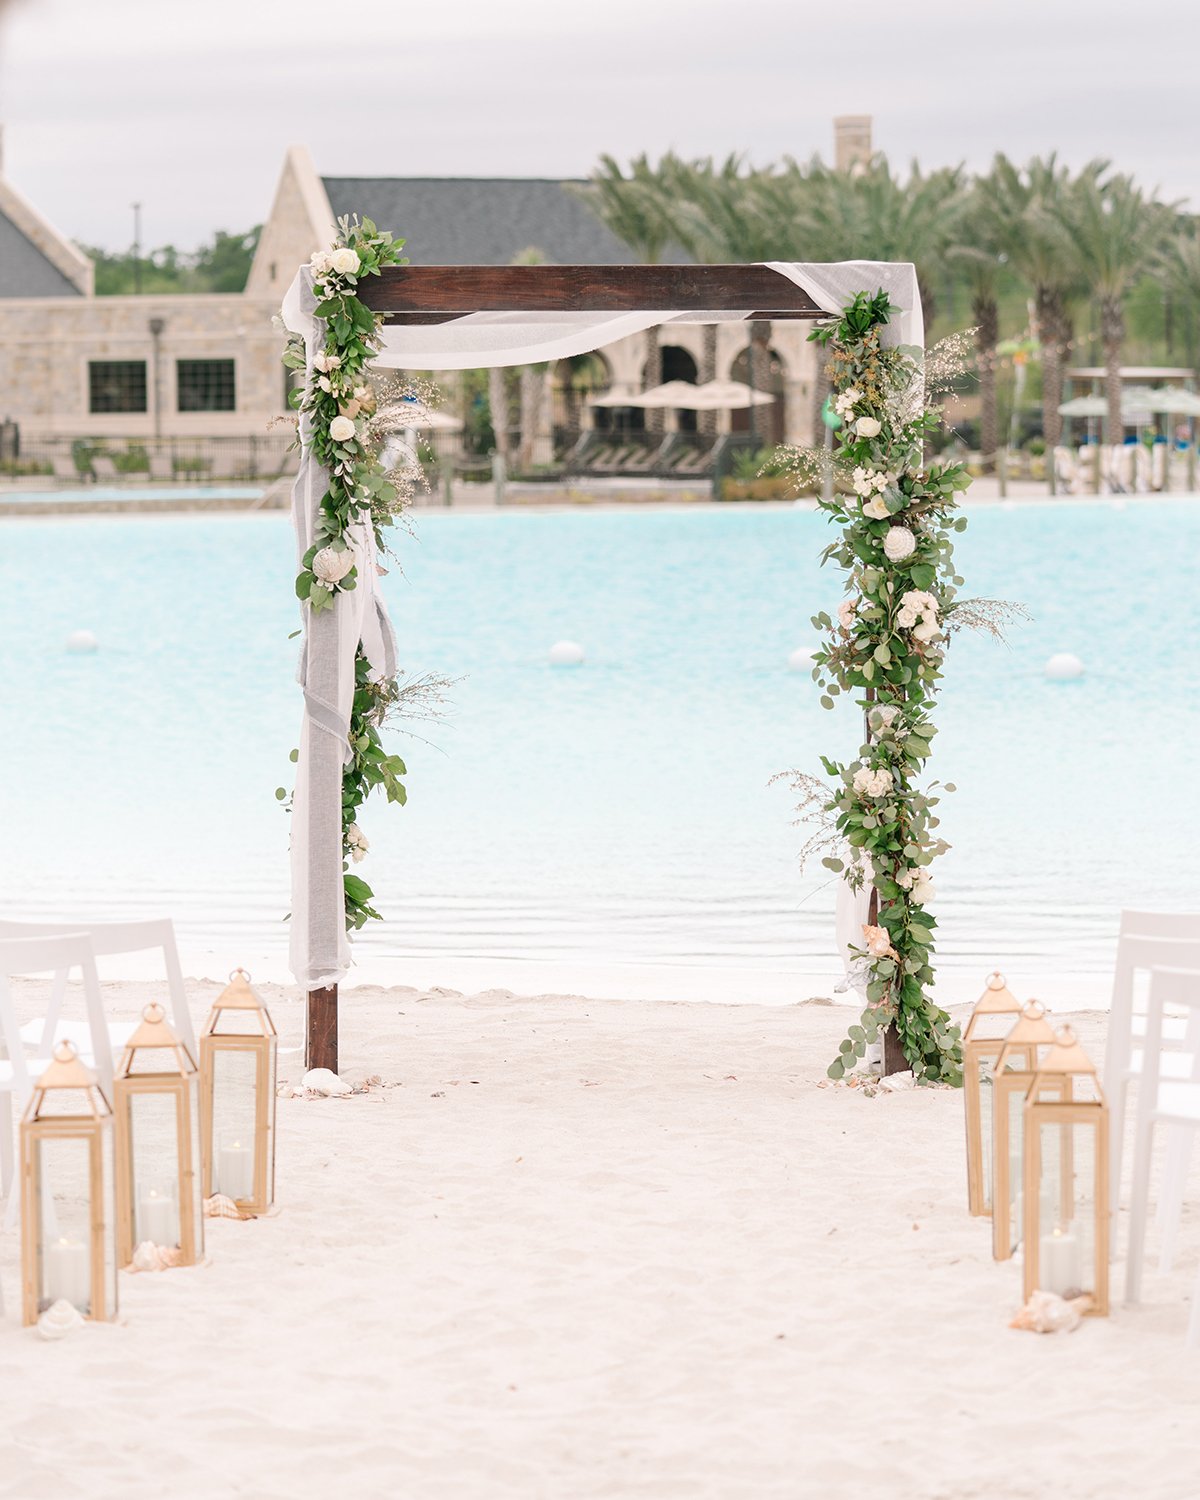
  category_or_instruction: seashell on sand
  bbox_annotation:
[204,1193,256,1220]
[1010,1290,1093,1333]
[302,1067,352,1097]
[129,1241,185,1272]
[37,1298,85,1340]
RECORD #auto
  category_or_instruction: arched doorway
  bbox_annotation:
[728,345,786,446]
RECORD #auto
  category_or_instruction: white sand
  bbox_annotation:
[2,980,1199,1500]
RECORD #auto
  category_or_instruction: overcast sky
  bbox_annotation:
[2,0,1197,252]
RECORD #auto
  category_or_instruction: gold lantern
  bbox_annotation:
[113,1003,204,1267]
[1022,1026,1109,1314]
[990,1000,1058,1261]
[199,968,277,1213]
[963,971,1023,1217]
[20,1041,117,1325]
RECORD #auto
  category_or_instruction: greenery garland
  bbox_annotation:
[798,291,969,1085]
[279,216,413,932]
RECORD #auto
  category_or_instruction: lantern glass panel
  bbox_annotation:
[210,1049,258,1195]
[1030,1117,1099,1299]
[128,1092,182,1245]
[33,1134,115,1317]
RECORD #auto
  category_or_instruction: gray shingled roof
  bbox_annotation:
[0,208,82,297]
[322,177,657,266]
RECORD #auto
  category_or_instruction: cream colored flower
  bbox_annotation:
[309,250,333,275]
[862,496,889,520]
[855,416,882,439]
[912,619,940,644]
[911,871,936,904]
[883,526,916,562]
[837,598,857,629]
[329,414,357,443]
[331,247,360,275]
[312,546,355,584]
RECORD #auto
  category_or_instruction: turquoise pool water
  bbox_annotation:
[0,500,1195,1001]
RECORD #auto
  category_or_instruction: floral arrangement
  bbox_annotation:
[782,290,972,1085]
[278,217,422,933]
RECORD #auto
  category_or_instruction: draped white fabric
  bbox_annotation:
[283,269,397,990]
[280,259,923,993]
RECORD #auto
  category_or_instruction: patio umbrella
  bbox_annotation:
[587,381,703,410]
[1058,396,1107,417]
[687,379,775,411]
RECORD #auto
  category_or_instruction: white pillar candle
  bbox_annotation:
[1039,1224,1084,1297]
[218,1139,254,1201]
[45,1237,90,1310]
[137,1186,179,1247]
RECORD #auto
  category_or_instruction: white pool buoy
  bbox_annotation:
[66,629,98,654]
[549,640,585,667]
[788,647,817,672]
[1044,652,1084,682]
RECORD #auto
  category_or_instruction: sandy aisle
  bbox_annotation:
[0,982,1197,1500]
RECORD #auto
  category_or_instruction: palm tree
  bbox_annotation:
[1158,222,1200,373]
[574,155,677,433]
[988,155,1093,458]
[1042,168,1176,446]
[510,247,552,470]
[948,174,1008,474]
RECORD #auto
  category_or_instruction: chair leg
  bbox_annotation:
[1158,1124,1195,1274]
[1110,1076,1130,1224]
[40,966,69,1055]
[1189,1268,1200,1351]
[1126,1115,1156,1305]
[0,1098,17,1232]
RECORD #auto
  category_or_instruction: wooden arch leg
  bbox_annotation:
[306,984,338,1074]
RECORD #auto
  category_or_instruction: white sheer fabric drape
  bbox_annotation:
[281,260,922,993]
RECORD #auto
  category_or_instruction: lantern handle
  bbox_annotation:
[228,967,252,983]
[141,1002,166,1024]
[987,971,1007,989]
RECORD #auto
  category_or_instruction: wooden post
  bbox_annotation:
[306,984,338,1074]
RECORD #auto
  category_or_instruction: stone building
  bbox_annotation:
[0,124,880,461]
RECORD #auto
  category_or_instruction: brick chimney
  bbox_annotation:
[834,115,872,173]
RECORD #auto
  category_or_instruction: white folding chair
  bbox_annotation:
[1124,966,1200,1344]
[0,917,196,1058]
[1105,912,1200,1221]
[0,932,111,1229]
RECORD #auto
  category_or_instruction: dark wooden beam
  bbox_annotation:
[306,983,338,1074]
[357,264,825,322]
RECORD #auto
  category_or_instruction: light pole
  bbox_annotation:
[148,317,165,443]
[132,203,143,295]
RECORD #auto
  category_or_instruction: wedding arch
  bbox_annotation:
[281,234,964,1086]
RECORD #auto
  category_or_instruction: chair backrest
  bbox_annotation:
[0,916,175,959]
[1141,966,1200,1103]
[1119,911,1200,941]
[0,932,99,978]
[0,916,195,1052]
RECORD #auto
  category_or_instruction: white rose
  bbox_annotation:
[843,387,862,406]
[837,599,857,630]
[895,867,915,890]
[309,251,333,275]
[912,619,940,644]
[346,822,368,850]
[875,704,900,727]
[312,546,355,584]
[883,526,916,562]
[331,247,360,275]
[862,497,889,520]
[911,871,936,904]
[329,414,357,443]
[855,416,881,439]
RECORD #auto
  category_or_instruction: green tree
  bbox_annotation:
[78,226,261,295]
[1043,168,1176,445]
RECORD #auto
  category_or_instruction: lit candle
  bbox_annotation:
[217,1139,253,1201]
[45,1237,90,1310]
[137,1186,178,1247]
[1039,1224,1084,1298]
